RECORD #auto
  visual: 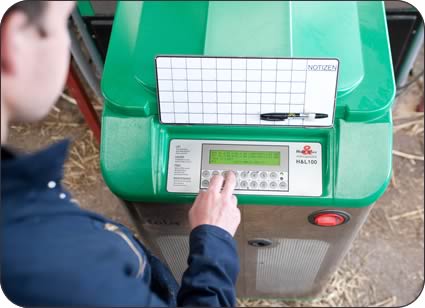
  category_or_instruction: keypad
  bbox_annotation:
[200,169,288,191]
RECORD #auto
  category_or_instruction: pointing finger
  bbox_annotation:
[208,175,224,193]
[222,171,236,197]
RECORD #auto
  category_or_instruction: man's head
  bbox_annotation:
[1,1,75,142]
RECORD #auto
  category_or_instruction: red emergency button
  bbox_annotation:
[309,211,349,227]
[313,213,346,227]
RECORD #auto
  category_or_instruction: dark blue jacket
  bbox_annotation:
[1,141,239,307]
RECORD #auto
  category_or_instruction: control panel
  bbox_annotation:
[200,144,289,192]
[167,139,322,196]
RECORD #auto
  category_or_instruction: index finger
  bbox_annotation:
[222,171,236,197]
[208,175,225,193]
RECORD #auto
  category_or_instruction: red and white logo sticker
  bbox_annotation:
[301,145,313,155]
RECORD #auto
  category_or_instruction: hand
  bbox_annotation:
[189,172,240,236]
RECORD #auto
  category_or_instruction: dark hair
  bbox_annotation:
[3,1,47,35]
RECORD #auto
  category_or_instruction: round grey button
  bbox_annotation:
[270,172,278,179]
[240,180,248,189]
[250,181,258,189]
[259,181,268,189]
[212,170,220,176]
[279,181,287,189]
[223,170,236,177]
[250,172,259,179]
[270,181,278,189]
[201,180,210,187]
[202,170,210,178]
[260,172,268,179]
[240,171,248,179]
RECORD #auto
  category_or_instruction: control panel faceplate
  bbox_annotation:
[167,139,322,196]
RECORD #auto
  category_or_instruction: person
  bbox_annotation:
[0,1,241,306]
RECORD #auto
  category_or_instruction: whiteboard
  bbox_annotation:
[155,56,339,127]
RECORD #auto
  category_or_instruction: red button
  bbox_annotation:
[314,213,345,226]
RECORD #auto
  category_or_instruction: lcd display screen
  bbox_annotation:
[209,150,280,166]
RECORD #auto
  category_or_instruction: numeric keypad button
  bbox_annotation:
[250,181,259,189]
[269,181,278,189]
[279,181,287,190]
[240,171,248,179]
[260,172,268,179]
[240,181,248,189]
[270,172,278,180]
[201,179,210,188]
[259,181,268,189]
[250,172,259,179]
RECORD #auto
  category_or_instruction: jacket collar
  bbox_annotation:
[1,140,70,193]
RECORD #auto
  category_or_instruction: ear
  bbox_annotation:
[1,11,29,75]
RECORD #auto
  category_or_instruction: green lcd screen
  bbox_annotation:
[209,150,280,166]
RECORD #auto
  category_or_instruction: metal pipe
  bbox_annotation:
[71,9,104,76]
[69,19,102,99]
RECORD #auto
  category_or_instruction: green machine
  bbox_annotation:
[101,1,395,298]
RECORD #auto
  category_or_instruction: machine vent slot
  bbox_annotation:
[156,236,190,283]
[256,238,329,293]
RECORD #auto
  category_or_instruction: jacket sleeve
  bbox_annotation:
[1,230,173,307]
[177,224,240,307]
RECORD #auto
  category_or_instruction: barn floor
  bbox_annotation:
[6,51,424,307]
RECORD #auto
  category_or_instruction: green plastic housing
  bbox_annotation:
[77,1,95,16]
[100,1,395,207]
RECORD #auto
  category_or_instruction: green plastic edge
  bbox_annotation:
[77,1,95,17]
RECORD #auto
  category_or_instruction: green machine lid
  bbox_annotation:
[102,1,394,121]
[134,1,363,94]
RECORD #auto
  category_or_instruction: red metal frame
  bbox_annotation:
[66,64,101,143]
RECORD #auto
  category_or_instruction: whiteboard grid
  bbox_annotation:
[155,56,338,127]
